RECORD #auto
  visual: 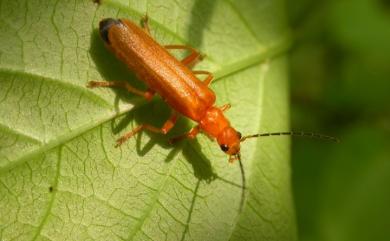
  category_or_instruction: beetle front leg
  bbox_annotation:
[115,112,179,147]
[220,103,231,112]
[169,125,200,144]
[140,15,151,35]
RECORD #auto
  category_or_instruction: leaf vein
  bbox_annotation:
[31,146,62,241]
[126,160,179,241]
[0,67,114,109]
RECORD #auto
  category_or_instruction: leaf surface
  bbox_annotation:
[0,0,294,240]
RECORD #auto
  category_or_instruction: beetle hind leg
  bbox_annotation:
[87,81,155,101]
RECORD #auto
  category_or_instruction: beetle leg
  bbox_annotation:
[164,45,204,68]
[87,81,155,101]
[115,112,179,147]
[140,15,151,35]
[169,125,200,144]
[192,70,214,86]
[220,103,231,112]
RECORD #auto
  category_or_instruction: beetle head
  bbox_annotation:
[217,127,242,161]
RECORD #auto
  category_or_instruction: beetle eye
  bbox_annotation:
[220,144,229,152]
[237,131,242,139]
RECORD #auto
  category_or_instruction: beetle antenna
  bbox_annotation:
[237,153,246,212]
[240,131,339,143]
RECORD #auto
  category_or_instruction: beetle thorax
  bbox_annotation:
[199,107,230,138]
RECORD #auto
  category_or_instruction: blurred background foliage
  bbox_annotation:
[286,0,390,240]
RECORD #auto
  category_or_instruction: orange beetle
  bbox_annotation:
[88,17,338,163]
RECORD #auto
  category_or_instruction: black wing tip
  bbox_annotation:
[99,18,122,44]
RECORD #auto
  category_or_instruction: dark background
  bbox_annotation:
[287,0,390,240]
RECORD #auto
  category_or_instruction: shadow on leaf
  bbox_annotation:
[188,0,217,49]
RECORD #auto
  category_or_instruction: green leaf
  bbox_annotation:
[0,0,294,240]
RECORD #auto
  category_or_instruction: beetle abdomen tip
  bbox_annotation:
[99,18,122,44]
